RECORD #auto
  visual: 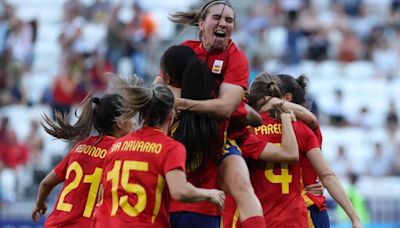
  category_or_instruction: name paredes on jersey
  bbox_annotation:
[110,140,163,154]
[254,123,282,135]
[74,144,107,158]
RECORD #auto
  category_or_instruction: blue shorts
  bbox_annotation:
[170,212,220,228]
[217,139,242,164]
[308,205,330,228]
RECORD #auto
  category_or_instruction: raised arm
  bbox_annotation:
[176,83,244,118]
[32,171,63,222]
[307,149,362,228]
[258,113,299,163]
[165,169,225,210]
[265,97,318,130]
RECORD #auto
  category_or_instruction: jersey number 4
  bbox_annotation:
[264,163,293,194]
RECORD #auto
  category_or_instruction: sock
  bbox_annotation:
[241,216,265,228]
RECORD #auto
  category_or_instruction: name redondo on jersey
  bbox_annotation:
[74,144,107,158]
[110,140,162,154]
[254,123,282,135]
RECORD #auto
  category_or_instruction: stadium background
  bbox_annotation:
[0,0,399,227]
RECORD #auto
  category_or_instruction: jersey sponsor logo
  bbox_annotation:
[212,60,223,74]
[110,140,163,154]
[74,144,107,158]
[254,124,282,135]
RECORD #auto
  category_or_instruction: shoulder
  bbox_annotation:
[228,41,247,59]
[163,136,185,152]
[181,40,200,48]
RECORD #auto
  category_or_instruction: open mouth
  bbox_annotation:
[214,31,226,38]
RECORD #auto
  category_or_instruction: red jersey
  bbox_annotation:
[95,127,186,228]
[182,40,249,140]
[301,125,327,210]
[182,40,248,90]
[223,113,319,228]
[169,160,220,216]
[45,135,116,228]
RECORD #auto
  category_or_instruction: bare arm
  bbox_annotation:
[243,104,262,127]
[165,169,225,210]
[32,171,63,222]
[263,97,318,129]
[258,113,299,163]
[307,149,362,228]
[230,104,262,128]
[176,83,244,118]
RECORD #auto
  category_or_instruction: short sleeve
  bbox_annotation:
[240,133,267,160]
[295,122,320,154]
[163,142,186,174]
[313,125,323,147]
[223,46,249,89]
[54,152,72,180]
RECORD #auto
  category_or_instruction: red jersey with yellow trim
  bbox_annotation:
[45,135,116,228]
[95,127,186,228]
[301,125,327,210]
[225,112,320,227]
[182,40,249,140]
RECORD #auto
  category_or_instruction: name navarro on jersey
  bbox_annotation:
[74,144,107,158]
[254,123,282,135]
[110,140,163,154]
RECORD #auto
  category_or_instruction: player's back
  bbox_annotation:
[96,127,186,228]
[45,135,115,228]
[249,112,317,228]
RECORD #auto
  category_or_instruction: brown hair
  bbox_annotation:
[247,72,286,120]
[277,74,308,106]
[114,76,174,127]
[42,93,123,142]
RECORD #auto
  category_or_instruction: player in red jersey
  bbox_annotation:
[162,2,272,227]
[245,73,361,228]
[94,80,225,228]
[31,93,134,227]
[276,74,361,228]
[157,45,298,228]
[222,73,310,227]
[159,45,225,228]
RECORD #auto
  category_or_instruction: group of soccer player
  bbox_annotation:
[31,0,362,227]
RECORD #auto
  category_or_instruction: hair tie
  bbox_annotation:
[92,97,101,105]
[267,82,274,88]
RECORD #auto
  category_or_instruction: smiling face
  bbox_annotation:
[199,3,234,52]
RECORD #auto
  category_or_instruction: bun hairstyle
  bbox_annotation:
[276,74,308,106]
[42,93,123,142]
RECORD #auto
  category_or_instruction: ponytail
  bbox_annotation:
[173,57,223,184]
[42,95,95,142]
[248,72,288,120]
[247,72,282,111]
[114,76,174,127]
